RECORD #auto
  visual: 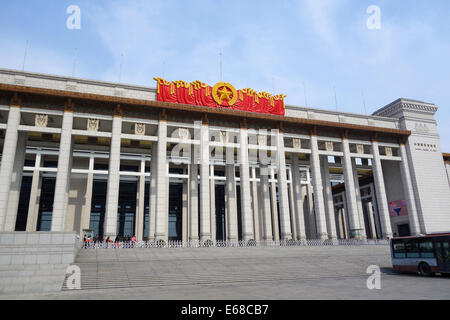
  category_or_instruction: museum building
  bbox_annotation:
[0,68,449,243]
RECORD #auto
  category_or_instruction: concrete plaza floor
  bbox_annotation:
[1,245,449,300]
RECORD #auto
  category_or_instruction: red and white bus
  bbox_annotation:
[390,232,450,276]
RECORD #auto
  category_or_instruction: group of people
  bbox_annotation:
[83,234,137,248]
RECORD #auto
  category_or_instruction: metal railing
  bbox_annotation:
[81,238,388,249]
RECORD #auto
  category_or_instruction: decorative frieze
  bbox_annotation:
[413,123,430,134]
[220,131,228,143]
[356,144,364,155]
[87,118,99,132]
[65,81,78,91]
[292,138,301,149]
[373,99,438,117]
[385,147,393,157]
[114,88,124,97]
[14,75,25,85]
[35,114,48,128]
[178,128,189,140]
[258,135,267,146]
[134,123,146,136]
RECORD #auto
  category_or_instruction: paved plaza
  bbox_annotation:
[1,245,449,300]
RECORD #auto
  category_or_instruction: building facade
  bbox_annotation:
[0,68,449,243]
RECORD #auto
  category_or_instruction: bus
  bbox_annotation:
[390,232,450,276]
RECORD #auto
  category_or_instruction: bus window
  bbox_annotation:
[393,240,406,258]
[405,240,419,258]
[443,241,450,261]
[419,240,434,258]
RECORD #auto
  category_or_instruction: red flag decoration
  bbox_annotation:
[389,200,409,217]
[154,78,286,116]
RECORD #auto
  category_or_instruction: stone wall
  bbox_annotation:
[0,231,79,295]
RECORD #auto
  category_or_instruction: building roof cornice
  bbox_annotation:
[373,98,438,118]
[0,68,411,137]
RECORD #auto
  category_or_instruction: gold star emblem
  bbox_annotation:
[212,82,237,106]
[218,87,232,102]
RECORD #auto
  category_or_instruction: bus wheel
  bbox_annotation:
[418,262,433,277]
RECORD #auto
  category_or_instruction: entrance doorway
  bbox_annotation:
[117,181,137,238]
[15,176,32,231]
[215,184,226,241]
[397,224,411,237]
[37,177,56,231]
[89,180,107,238]
[168,182,183,240]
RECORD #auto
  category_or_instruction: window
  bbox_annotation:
[393,240,406,258]
[442,241,450,261]
[94,163,109,170]
[419,240,434,258]
[405,240,419,258]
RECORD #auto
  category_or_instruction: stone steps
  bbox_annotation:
[62,246,390,291]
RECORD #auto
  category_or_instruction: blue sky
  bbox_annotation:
[0,0,449,151]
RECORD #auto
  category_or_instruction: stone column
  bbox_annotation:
[287,176,297,240]
[341,135,363,239]
[342,193,351,238]
[291,155,306,240]
[80,167,93,236]
[239,125,254,241]
[259,165,273,241]
[366,201,377,239]
[351,158,367,240]
[199,121,211,241]
[135,160,145,241]
[371,139,393,238]
[399,141,421,236]
[338,207,348,239]
[309,133,328,240]
[210,165,216,241]
[26,153,42,232]
[369,184,381,238]
[0,102,21,231]
[320,156,338,240]
[154,116,168,241]
[148,143,158,241]
[104,106,122,238]
[270,167,280,240]
[182,179,189,242]
[52,105,74,232]
[4,132,27,231]
[275,129,292,240]
[305,181,317,238]
[225,164,238,241]
[189,148,199,241]
[251,166,260,241]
